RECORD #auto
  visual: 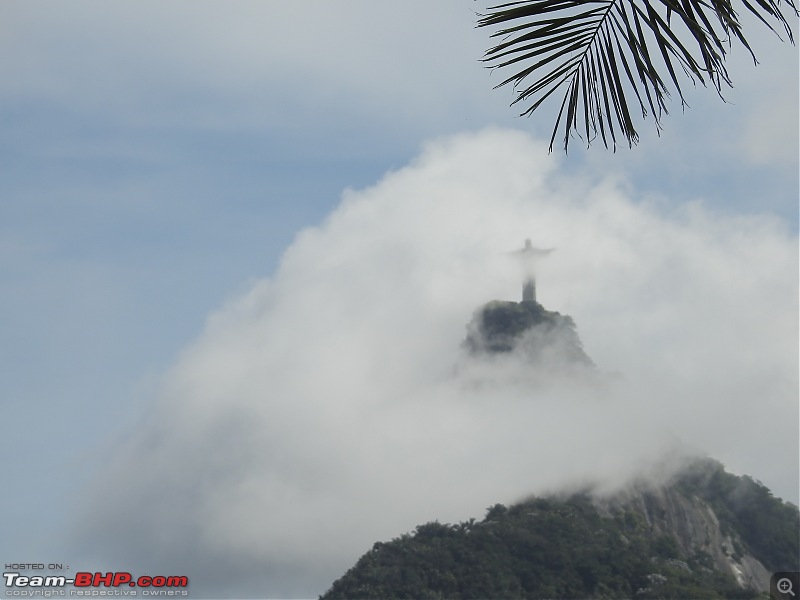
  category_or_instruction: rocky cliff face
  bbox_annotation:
[596,480,772,592]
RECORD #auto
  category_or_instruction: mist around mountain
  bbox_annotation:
[70,131,797,598]
[321,299,800,599]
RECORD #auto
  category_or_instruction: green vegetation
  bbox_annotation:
[674,458,800,572]
[321,458,798,599]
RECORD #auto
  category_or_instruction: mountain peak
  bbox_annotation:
[463,299,593,369]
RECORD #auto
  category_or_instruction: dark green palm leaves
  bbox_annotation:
[478,0,797,151]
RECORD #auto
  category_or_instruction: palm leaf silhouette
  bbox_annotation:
[478,0,797,151]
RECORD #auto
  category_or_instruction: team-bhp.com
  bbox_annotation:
[4,572,189,597]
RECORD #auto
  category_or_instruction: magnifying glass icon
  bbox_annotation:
[778,578,796,597]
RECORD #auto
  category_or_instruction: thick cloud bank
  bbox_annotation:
[76,129,798,598]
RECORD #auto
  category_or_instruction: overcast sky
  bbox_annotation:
[1,2,797,598]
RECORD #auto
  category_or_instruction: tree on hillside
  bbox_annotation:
[477,0,798,151]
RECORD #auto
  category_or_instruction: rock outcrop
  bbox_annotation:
[596,480,772,592]
[463,300,593,368]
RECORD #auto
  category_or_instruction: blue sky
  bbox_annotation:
[1,2,798,598]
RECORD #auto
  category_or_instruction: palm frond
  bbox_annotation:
[478,0,798,152]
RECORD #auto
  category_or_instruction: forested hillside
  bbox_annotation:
[321,458,798,599]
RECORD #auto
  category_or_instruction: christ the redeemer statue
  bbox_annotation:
[513,239,554,302]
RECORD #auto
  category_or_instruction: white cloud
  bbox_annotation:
[0,1,493,132]
[75,128,798,598]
